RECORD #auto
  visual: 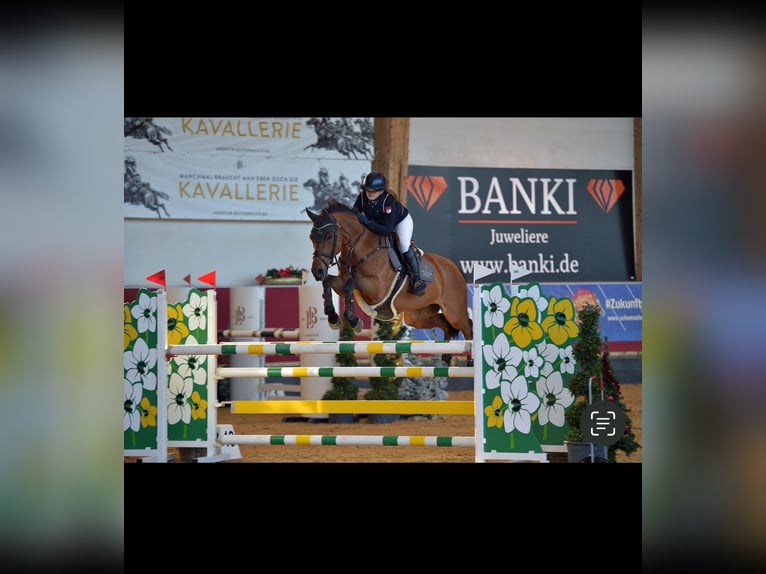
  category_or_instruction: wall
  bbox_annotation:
[408,117,634,169]
[124,118,635,287]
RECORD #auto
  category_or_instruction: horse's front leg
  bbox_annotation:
[321,275,341,329]
[342,277,363,333]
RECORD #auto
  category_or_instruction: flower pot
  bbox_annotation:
[262,277,302,285]
[564,440,608,463]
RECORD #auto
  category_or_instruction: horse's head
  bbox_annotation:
[308,201,364,281]
[307,207,339,282]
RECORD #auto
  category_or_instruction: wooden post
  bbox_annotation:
[372,118,410,206]
[633,117,642,281]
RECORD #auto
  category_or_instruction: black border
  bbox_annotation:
[125,8,640,118]
[126,461,641,567]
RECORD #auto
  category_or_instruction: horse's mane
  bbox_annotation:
[322,200,358,217]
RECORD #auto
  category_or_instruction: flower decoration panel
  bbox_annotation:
[476,281,579,461]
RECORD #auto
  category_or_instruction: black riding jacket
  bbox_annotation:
[353,191,408,237]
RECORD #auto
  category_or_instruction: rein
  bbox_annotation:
[341,229,386,275]
[313,211,386,277]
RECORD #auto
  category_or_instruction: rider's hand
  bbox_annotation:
[358,213,369,225]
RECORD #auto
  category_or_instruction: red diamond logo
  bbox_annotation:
[407,176,448,211]
[587,179,626,213]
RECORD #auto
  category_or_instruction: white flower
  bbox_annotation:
[131,291,157,334]
[535,371,574,427]
[183,291,207,331]
[558,345,576,375]
[124,337,157,391]
[536,339,560,364]
[173,334,207,385]
[482,285,511,329]
[482,333,522,390]
[500,375,540,434]
[123,379,142,432]
[522,347,544,380]
[167,372,193,425]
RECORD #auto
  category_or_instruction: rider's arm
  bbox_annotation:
[362,196,397,236]
[363,217,395,236]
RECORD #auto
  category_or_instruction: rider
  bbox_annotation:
[353,171,426,296]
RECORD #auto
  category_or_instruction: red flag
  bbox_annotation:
[146,270,166,289]
[183,274,191,285]
[198,270,216,288]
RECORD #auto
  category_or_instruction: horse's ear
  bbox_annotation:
[307,209,318,223]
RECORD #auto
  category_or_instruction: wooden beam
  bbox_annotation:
[634,117,642,281]
[372,118,411,206]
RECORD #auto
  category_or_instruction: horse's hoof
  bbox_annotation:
[328,317,340,330]
[352,318,363,333]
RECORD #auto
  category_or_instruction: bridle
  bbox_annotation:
[310,211,387,277]
[310,218,341,273]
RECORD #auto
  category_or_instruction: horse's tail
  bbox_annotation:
[157,125,172,136]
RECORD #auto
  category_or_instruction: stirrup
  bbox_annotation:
[412,279,426,296]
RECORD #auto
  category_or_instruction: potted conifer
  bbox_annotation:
[364,316,408,423]
[323,316,360,423]
[564,303,640,462]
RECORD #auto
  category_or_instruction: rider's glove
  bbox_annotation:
[358,213,369,225]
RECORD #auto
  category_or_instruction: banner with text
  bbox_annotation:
[124,117,374,159]
[407,165,636,283]
[124,117,373,221]
[124,154,370,221]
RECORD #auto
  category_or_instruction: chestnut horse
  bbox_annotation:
[307,201,473,345]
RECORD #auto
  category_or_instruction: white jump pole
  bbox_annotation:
[227,286,266,400]
[298,280,338,418]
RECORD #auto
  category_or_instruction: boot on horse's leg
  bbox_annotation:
[403,249,426,296]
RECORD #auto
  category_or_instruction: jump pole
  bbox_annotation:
[219,433,475,447]
[168,340,472,356]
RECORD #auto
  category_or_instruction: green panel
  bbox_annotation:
[124,289,160,451]
[167,288,209,443]
[478,281,579,456]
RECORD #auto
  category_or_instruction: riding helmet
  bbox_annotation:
[362,171,387,192]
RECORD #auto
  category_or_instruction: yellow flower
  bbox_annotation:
[541,297,579,346]
[167,303,190,345]
[503,297,543,348]
[139,397,157,428]
[484,395,505,429]
[191,390,208,420]
[124,305,138,350]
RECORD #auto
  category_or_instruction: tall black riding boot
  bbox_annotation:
[403,249,426,296]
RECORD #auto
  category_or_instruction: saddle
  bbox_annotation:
[354,236,434,322]
[385,235,434,282]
